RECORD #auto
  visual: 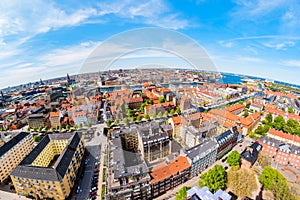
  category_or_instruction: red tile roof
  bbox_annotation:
[50,112,60,117]
[150,156,190,183]
[268,129,300,144]
[226,103,245,113]
[172,116,181,126]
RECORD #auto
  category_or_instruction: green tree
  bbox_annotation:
[79,123,83,128]
[87,122,92,128]
[257,154,271,168]
[140,102,149,113]
[158,111,163,118]
[33,127,37,132]
[73,124,77,130]
[27,126,31,132]
[283,119,300,135]
[200,165,226,192]
[255,125,270,136]
[243,109,249,117]
[227,168,258,198]
[226,150,241,167]
[145,114,150,121]
[106,120,112,127]
[152,113,156,119]
[43,126,48,132]
[50,127,55,132]
[33,135,41,142]
[176,106,181,115]
[123,118,129,125]
[288,107,294,114]
[113,120,118,126]
[175,186,191,200]
[164,110,169,117]
[259,166,286,190]
[58,126,62,132]
[66,124,70,131]
[159,96,165,103]
[137,115,142,122]
[272,116,285,131]
[259,166,296,200]
[127,109,135,117]
[130,116,136,122]
[266,113,273,124]
[170,109,175,116]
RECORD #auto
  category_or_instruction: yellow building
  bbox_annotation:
[0,132,34,182]
[10,132,85,200]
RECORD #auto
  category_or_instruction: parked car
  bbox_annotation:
[90,186,97,193]
[93,169,100,173]
[89,191,96,196]
[222,157,227,162]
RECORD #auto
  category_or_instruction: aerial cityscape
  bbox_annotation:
[1,1,300,200]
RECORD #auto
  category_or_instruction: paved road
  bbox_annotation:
[74,124,107,200]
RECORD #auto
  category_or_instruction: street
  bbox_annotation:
[72,124,107,200]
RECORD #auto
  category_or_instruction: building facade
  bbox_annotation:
[27,114,46,129]
[10,132,84,199]
[0,132,34,182]
[150,156,190,198]
[186,139,218,178]
[214,129,238,159]
[49,111,61,129]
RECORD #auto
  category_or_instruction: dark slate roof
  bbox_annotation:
[185,139,218,162]
[215,130,234,145]
[11,132,82,181]
[241,142,262,164]
[232,126,240,135]
[55,132,81,178]
[0,132,30,158]
[10,166,62,181]
[20,135,50,165]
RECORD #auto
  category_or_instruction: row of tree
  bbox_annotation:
[259,166,297,200]
[107,107,181,127]
[255,113,300,136]
[26,123,87,132]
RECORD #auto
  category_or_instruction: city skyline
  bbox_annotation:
[1,0,300,88]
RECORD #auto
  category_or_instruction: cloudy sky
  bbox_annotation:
[1,0,300,88]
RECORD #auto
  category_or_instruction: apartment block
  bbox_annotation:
[185,139,218,178]
[137,121,171,162]
[0,132,34,182]
[214,129,238,158]
[27,114,46,129]
[259,136,300,168]
[107,134,151,200]
[49,111,61,129]
[150,156,190,198]
[10,132,84,200]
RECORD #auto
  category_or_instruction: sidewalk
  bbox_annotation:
[0,190,28,200]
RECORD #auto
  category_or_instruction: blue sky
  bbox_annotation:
[1,0,300,88]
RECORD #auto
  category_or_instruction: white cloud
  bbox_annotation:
[218,41,234,48]
[0,0,189,88]
[0,41,99,88]
[282,60,300,68]
[262,41,295,50]
[96,0,188,29]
